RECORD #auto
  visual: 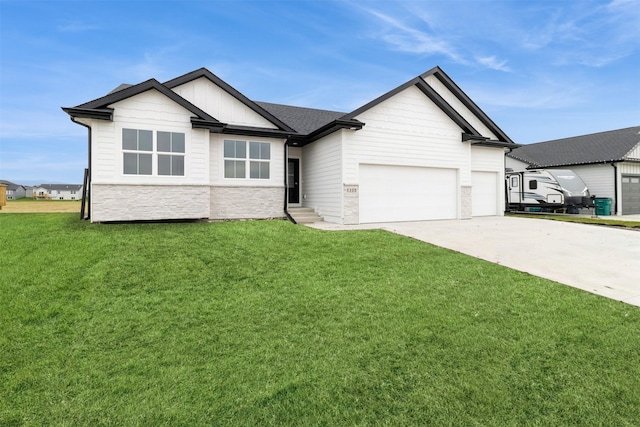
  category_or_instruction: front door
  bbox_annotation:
[288,158,300,204]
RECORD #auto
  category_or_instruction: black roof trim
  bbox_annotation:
[222,125,294,139]
[340,77,420,121]
[164,68,296,133]
[289,118,365,146]
[424,67,514,144]
[414,80,480,136]
[61,107,113,121]
[340,66,514,144]
[67,79,220,124]
[470,140,519,148]
[190,118,226,132]
[336,71,484,140]
[463,133,520,148]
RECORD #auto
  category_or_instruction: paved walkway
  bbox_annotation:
[309,217,640,307]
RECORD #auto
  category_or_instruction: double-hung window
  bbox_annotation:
[123,129,153,175]
[224,140,246,178]
[158,131,185,176]
[224,140,270,179]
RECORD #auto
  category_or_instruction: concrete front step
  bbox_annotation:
[288,208,323,224]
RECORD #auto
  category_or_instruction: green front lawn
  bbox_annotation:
[2,214,639,426]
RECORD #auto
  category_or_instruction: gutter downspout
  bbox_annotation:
[71,117,91,220]
[612,162,618,215]
[283,140,296,224]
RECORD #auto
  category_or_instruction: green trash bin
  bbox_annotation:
[594,198,612,216]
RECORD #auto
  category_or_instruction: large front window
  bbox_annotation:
[122,128,185,176]
[224,140,270,179]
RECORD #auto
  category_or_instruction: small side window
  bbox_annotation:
[529,180,537,190]
[511,177,519,187]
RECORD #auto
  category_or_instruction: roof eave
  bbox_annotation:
[289,119,364,146]
[222,125,295,139]
[62,107,113,120]
[429,68,514,144]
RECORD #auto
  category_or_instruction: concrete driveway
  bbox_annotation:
[310,217,640,307]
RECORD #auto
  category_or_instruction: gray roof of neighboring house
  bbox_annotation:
[37,184,83,191]
[507,126,640,168]
[0,180,24,191]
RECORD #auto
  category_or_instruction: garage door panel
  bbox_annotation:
[472,171,498,216]
[359,164,457,223]
[622,175,640,214]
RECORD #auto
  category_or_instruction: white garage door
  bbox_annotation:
[472,171,499,216]
[359,164,457,223]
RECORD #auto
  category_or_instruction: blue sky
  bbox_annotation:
[1,0,638,185]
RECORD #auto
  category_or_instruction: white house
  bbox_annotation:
[32,184,83,200]
[507,127,640,215]
[63,66,516,223]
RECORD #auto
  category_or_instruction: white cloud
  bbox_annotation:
[475,56,512,72]
[364,8,467,63]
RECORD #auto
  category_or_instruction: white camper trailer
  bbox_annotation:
[506,169,595,212]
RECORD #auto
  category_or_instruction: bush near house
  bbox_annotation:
[1,214,639,425]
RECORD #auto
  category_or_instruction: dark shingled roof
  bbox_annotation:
[254,102,346,135]
[507,126,640,168]
[0,180,24,191]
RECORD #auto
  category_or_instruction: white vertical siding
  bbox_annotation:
[345,85,471,185]
[171,77,277,128]
[423,75,498,140]
[301,131,343,222]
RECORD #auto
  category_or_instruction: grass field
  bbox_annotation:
[0,199,81,213]
[2,214,639,425]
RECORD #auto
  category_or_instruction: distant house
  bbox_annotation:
[62,66,515,223]
[0,180,26,200]
[32,184,83,200]
[506,127,640,215]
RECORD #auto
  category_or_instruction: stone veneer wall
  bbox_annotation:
[460,185,472,219]
[343,184,359,225]
[210,186,284,220]
[91,184,210,222]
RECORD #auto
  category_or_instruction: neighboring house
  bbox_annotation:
[0,180,26,199]
[62,66,515,223]
[32,184,83,200]
[506,127,640,215]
